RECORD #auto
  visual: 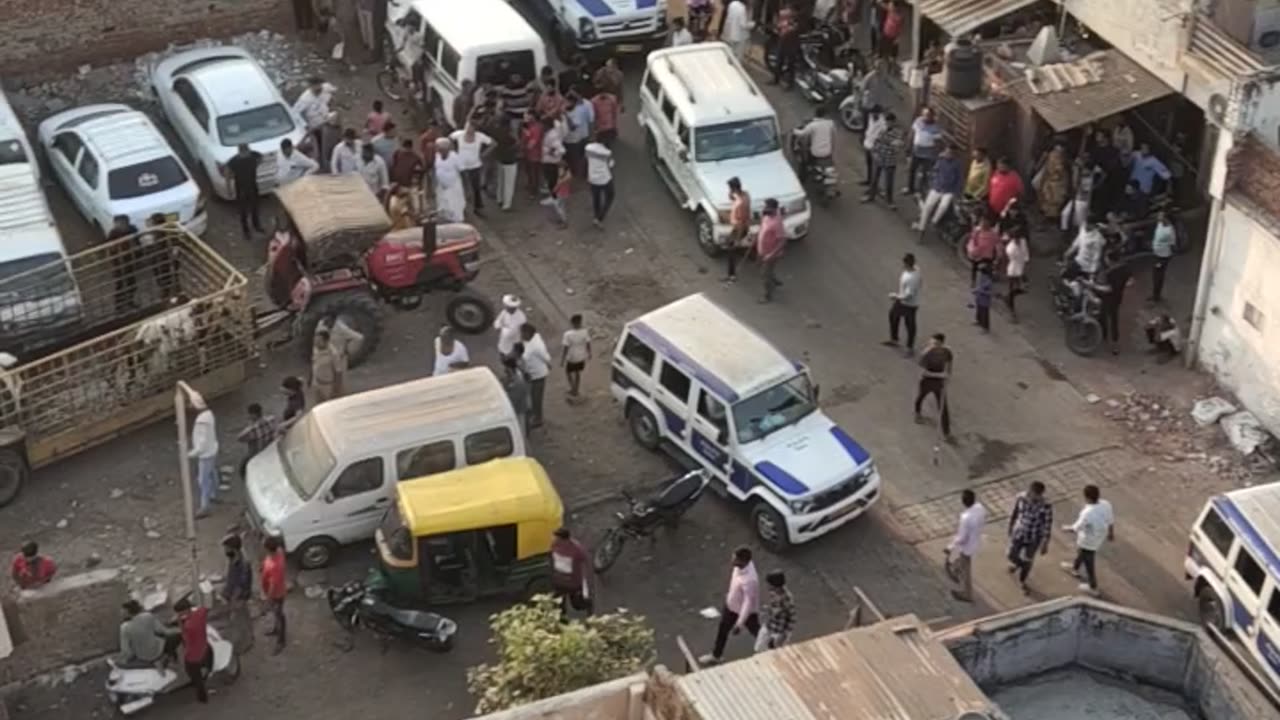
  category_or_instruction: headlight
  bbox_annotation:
[716,206,732,223]
[789,499,814,514]
[785,197,809,215]
[579,17,596,40]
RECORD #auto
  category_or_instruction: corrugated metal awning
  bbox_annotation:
[999,49,1175,131]
[1182,14,1265,85]
[913,0,1040,37]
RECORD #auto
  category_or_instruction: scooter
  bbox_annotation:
[592,470,711,574]
[789,130,840,205]
[327,581,457,652]
[105,626,239,715]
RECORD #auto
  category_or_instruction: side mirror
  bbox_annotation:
[323,491,335,504]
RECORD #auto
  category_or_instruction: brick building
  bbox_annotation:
[0,0,295,78]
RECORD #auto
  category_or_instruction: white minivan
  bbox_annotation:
[611,294,880,550]
[386,0,547,122]
[1185,482,1280,688]
[245,367,526,569]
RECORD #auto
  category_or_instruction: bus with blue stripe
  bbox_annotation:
[1185,482,1280,691]
[610,293,881,550]
[518,0,669,60]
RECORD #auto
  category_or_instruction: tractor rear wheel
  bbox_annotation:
[300,290,384,368]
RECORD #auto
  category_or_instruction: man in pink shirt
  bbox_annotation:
[756,198,787,303]
[701,546,760,664]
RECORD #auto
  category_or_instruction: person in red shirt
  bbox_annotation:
[590,91,620,148]
[10,541,57,590]
[965,213,1003,286]
[756,198,787,303]
[173,598,212,703]
[549,528,591,619]
[987,157,1024,217]
[520,111,546,198]
[260,535,288,655]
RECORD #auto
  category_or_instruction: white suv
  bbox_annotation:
[639,43,809,256]
[37,104,208,237]
[523,0,668,61]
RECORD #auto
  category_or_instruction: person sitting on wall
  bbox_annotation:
[10,541,57,589]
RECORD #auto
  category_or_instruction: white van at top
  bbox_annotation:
[0,84,39,183]
[386,0,547,121]
[1185,482,1280,688]
[245,367,526,569]
[611,294,880,550]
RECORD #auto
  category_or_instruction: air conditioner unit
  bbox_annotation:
[1208,93,1230,127]
[1251,4,1280,51]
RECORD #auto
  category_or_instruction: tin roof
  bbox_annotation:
[912,0,1039,38]
[998,49,1174,131]
[675,615,1000,720]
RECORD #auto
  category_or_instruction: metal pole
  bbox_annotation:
[175,382,201,604]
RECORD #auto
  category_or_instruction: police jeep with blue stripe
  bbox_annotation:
[518,0,669,61]
[610,294,881,550]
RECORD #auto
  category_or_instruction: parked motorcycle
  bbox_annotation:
[592,470,711,574]
[789,130,840,205]
[106,625,239,715]
[1051,264,1106,357]
[327,581,457,652]
[1114,192,1193,256]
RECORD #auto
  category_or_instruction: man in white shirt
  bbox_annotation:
[357,143,389,198]
[433,138,467,223]
[431,326,470,376]
[449,120,494,216]
[1064,220,1105,277]
[292,77,333,150]
[275,138,318,187]
[330,129,362,175]
[861,108,886,187]
[585,137,614,227]
[945,489,986,603]
[670,17,694,47]
[1061,484,1114,596]
[720,0,753,60]
[793,106,835,179]
[517,323,552,428]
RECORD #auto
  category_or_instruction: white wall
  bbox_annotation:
[1239,76,1280,151]
[1061,0,1192,92]
[1197,200,1280,434]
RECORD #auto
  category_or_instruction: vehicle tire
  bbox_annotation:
[592,528,626,574]
[0,447,29,508]
[300,290,384,368]
[218,652,241,685]
[696,212,721,258]
[1064,315,1103,357]
[751,503,790,552]
[839,102,864,133]
[627,403,660,450]
[296,536,339,570]
[645,131,660,174]
[431,635,455,653]
[1197,586,1226,630]
[445,294,494,335]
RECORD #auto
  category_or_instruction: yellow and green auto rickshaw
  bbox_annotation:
[370,456,564,605]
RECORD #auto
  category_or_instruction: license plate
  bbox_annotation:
[617,43,644,53]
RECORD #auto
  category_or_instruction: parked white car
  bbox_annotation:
[150,47,304,200]
[37,104,208,237]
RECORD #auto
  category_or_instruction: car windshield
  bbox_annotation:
[216,103,294,146]
[0,139,28,166]
[108,157,188,200]
[733,373,818,444]
[0,253,76,298]
[277,413,336,500]
[694,117,780,162]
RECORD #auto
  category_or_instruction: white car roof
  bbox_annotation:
[407,0,542,52]
[0,165,57,238]
[43,104,173,169]
[1216,483,1280,563]
[167,48,281,116]
[311,367,517,460]
[646,43,775,128]
[626,293,797,402]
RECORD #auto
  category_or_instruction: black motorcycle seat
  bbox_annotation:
[369,599,444,632]
[652,475,701,509]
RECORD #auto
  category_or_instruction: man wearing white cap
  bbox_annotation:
[187,392,219,518]
[494,295,527,357]
[434,137,467,223]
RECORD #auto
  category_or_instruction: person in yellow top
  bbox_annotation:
[965,146,992,199]
[387,184,415,230]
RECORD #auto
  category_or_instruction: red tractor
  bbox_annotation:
[267,174,493,366]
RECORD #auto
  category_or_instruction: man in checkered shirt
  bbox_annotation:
[1006,481,1053,593]
[755,570,796,653]
[235,403,277,478]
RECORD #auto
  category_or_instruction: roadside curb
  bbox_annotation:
[475,216,574,335]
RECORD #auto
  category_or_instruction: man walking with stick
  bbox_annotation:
[914,332,952,440]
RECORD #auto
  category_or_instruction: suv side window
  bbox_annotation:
[643,72,661,99]
[1234,547,1267,596]
[677,120,690,149]
[441,42,461,79]
[1199,507,1235,557]
[465,427,515,465]
[661,96,676,124]
[620,333,656,374]
[659,362,692,403]
[423,22,442,60]
[396,440,456,480]
[331,457,385,498]
[53,132,83,165]
[77,151,99,189]
[698,390,727,431]
[1269,587,1280,624]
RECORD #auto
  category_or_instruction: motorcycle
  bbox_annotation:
[1051,264,1106,357]
[105,625,239,715]
[327,581,457,652]
[789,130,840,205]
[592,470,711,574]
[1114,193,1193,256]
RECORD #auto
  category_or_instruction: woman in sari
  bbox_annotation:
[1034,144,1070,220]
